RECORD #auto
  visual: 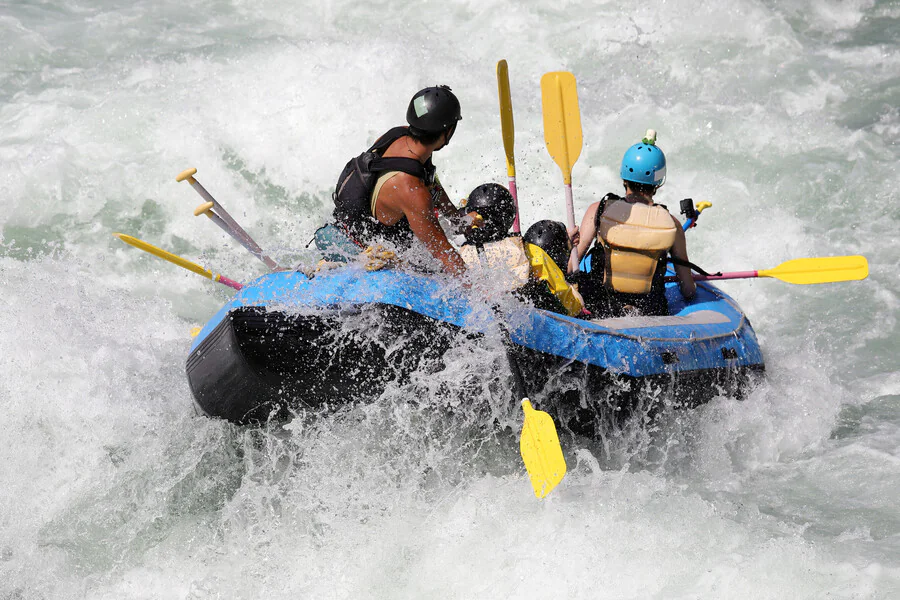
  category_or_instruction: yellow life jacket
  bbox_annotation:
[459,236,532,291]
[523,243,584,317]
[599,200,677,294]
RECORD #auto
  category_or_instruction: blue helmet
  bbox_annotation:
[620,130,666,187]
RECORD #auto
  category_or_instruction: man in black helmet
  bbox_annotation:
[458,183,531,290]
[456,185,582,316]
[333,85,470,276]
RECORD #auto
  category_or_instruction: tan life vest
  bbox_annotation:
[459,236,531,291]
[599,200,677,294]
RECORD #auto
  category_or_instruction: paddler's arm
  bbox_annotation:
[432,177,459,219]
[431,178,485,235]
[379,172,466,276]
[575,201,599,260]
[670,216,696,299]
[409,197,467,276]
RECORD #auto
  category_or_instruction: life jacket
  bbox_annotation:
[459,236,531,292]
[333,126,437,248]
[523,242,584,317]
[598,199,677,294]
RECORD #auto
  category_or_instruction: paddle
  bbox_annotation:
[175,167,280,271]
[113,233,244,290]
[501,319,567,499]
[475,240,567,498]
[520,398,567,499]
[497,60,521,234]
[540,71,583,273]
[668,255,869,285]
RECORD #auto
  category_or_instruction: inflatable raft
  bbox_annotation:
[186,265,765,429]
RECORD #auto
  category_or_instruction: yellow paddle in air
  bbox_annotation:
[541,71,583,188]
[113,233,244,290]
[497,60,515,177]
[690,255,869,285]
[540,71,583,272]
[520,399,567,499]
[757,255,869,284]
[497,59,522,233]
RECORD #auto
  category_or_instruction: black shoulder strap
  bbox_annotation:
[593,193,621,230]
[598,196,608,218]
[365,126,432,181]
[668,255,720,277]
[368,126,410,153]
[369,156,427,180]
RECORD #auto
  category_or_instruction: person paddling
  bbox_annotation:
[331,85,469,275]
[454,184,584,316]
[576,130,696,317]
[521,220,585,316]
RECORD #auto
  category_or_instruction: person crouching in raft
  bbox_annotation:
[575,130,696,317]
[329,85,470,276]
[520,220,586,317]
[458,184,584,317]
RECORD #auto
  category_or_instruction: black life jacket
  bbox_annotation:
[579,244,670,317]
[333,126,437,248]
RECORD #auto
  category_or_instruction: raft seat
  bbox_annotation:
[591,310,730,331]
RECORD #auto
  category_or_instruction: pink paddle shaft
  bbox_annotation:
[509,177,521,234]
[216,275,244,290]
[693,270,759,281]
[665,271,759,283]
[565,184,579,272]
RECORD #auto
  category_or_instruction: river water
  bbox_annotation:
[1,0,898,597]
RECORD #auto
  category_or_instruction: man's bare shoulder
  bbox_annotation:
[386,171,429,193]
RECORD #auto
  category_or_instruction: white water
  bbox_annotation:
[1,0,898,597]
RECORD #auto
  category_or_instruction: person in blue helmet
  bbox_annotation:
[574,130,695,317]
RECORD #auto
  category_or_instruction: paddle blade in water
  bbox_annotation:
[520,399,566,499]
[540,71,582,185]
[759,255,869,285]
[497,59,515,176]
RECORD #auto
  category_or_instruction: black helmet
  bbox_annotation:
[406,85,462,135]
[524,220,569,270]
[462,183,516,244]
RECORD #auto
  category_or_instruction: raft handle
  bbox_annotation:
[721,348,738,360]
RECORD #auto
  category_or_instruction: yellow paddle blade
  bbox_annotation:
[113,233,214,281]
[497,59,516,177]
[540,71,582,185]
[520,399,566,499]
[758,255,869,285]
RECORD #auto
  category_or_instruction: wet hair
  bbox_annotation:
[408,123,455,146]
[408,126,443,145]
[624,180,658,197]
